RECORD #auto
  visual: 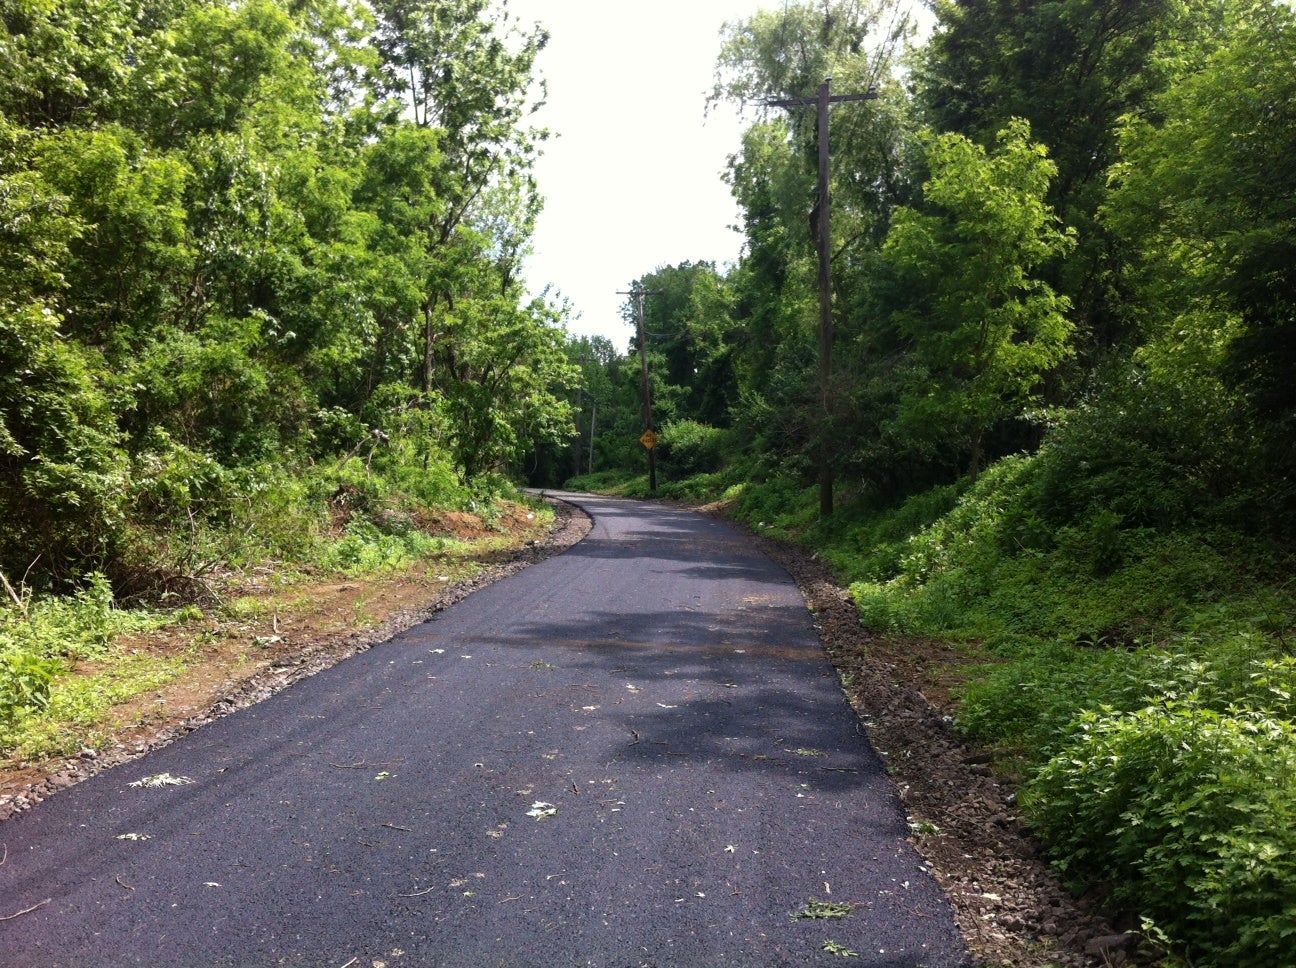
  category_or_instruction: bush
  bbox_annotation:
[321,516,455,575]
[0,573,168,732]
[0,301,129,584]
[1026,698,1296,967]
[821,483,964,584]
[657,420,728,476]
[0,647,60,727]
[562,469,639,493]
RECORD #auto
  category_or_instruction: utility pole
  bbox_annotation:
[587,396,597,477]
[766,78,878,518]
[618,288,665,491]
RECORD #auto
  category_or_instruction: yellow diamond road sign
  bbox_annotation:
[639,429,660,450]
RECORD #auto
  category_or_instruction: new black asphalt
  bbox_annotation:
[0,493,969,967]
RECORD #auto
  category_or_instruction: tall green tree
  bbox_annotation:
[915,0,1196,354]
[1107,0,1296,514]
[881,120,1076,476]
[0,0,577,586]
[713,0,919,482]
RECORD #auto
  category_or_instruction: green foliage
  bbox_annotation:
[0,300,128,583]
[1027,694,1296,967]
[0,646,59,727]
[0,0,578,592]
[321,516,457,576]
[3,650,184,759]
[881,121,1075,475]
[732,475,820,538]
[820,482,964,584]
[0,573,166,663]
[1108,1,1296,504]
[0,572,169,732]
[561,469,639,495]
[657,420,729,477]
[916,0,1188,353]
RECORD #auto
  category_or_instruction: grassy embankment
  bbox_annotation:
[1,462,551,768]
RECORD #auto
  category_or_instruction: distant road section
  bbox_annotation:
[0,492,968,967]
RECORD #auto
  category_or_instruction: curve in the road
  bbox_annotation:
[0,493,969,967]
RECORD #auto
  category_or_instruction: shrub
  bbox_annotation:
[0,647,60,727]
[657,420,728,477]
[1026,699,1296,967]
[0,573,168,732]
[0,301,129,584]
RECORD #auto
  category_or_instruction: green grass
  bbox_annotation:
[3,650,187,759]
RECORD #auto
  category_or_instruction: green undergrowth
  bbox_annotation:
[657,451,1294,967]
[564,469,739,505]
[1,474,550,760]
[5,651,189,760]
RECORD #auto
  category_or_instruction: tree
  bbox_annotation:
[0,0,580,590]
[627,263,737,428]
[1107,0,1296,504]
[915,0,1195,354]
[882,120,1075,476]
[712,0,920,483]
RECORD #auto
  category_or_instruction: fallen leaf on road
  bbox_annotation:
[526,801,557,820]
[793,898,855,920]
[129,773,193,788]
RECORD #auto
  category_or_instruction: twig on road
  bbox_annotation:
[0,898,50,921]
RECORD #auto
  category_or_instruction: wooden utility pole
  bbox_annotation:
[618,288,665,491]
[767,78,878,518]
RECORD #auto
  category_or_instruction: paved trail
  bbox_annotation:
[0,494,968,967]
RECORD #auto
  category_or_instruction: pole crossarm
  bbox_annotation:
[764,88,878,108]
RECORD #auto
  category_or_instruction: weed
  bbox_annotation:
[792,898,855,920]
[2,651,184,758]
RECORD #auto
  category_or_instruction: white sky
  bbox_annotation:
[505,0,764,348]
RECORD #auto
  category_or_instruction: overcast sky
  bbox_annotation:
[505,0,764,349]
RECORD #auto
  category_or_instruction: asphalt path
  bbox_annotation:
[0,493,968,967]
